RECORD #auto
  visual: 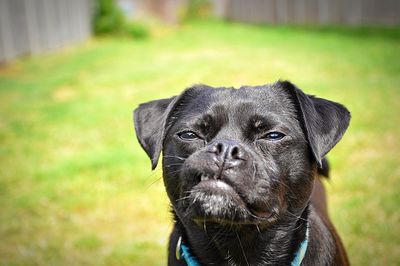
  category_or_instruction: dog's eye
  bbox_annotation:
[177,131,200,141]
[264,131,285,141]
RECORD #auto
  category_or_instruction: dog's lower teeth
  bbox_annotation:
[201,174,209,181]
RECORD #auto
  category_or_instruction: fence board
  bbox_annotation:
[0,0,14,61]
[0,0,92,63]
[276,0,288,23]
[216,0,400,26]
[304,0,319,24]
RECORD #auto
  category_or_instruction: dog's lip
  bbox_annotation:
[191,179,247,210]
[194,179,242,198]
[191,179,276,222]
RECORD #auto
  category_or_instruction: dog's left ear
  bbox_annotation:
[278,81,351,166]
[133,96,177,170]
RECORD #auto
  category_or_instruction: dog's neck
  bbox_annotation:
[174,205,310,266]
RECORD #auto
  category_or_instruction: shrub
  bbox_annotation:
[93,0,125,35]
[125,21,150,39]
[93,0,150,39]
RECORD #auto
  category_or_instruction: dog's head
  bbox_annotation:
[134,81,350,227]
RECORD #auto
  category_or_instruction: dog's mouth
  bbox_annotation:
[184,173,277,225]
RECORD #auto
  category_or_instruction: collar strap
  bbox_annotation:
[176,236,201,266]
[176,223,309,266]
[291,221,310,266]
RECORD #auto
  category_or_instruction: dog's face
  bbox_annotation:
[162,85,312,225]
[134,81,350,227]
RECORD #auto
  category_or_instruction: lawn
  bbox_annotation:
[0,20,399,265]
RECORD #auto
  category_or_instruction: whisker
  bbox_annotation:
[164,163,184,167]
[286,210,308,222]
[146,176,163,190]
[235,231,250,266]
[175,195,192,202]
[163,155,186,160]
[160,169,182,175]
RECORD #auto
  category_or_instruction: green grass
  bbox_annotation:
[1,20,399,265]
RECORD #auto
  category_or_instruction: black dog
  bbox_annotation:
[134,81,350,265]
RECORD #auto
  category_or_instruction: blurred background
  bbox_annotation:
[0,0,399,265]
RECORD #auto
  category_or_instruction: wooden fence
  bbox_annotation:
[0,0,92,63]
[215,0,400,26]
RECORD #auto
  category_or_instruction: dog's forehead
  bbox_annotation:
[182,85,296,119]
[209,85,294,113]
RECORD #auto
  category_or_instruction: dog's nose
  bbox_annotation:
[207,140,246,168]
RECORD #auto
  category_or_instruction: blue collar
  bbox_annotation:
[176,224,309,266]
[291,222,310,266]
[176,236,201,266]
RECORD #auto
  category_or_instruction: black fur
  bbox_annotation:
[133,81,350,265]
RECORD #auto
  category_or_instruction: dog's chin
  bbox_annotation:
[185,179,277,226]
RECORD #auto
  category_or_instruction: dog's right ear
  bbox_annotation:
[133,97,177,170]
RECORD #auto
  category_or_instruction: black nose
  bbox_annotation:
[207,140,246,169]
